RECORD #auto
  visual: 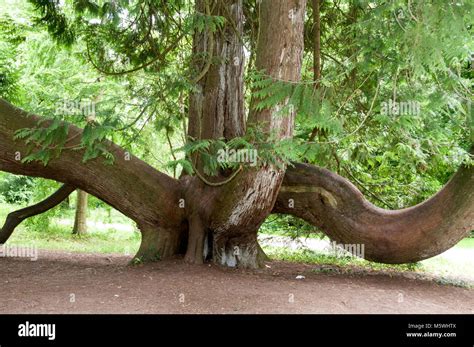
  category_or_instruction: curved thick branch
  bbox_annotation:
[0,184,76,244]
[0,99,184,230]
[274,158,474,263]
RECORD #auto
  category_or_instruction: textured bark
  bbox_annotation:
[188,0,246,140]
[211,0,306,268]
[247,0,306,138]
[184,213,206,264]
[0,184,75,244]
[274,159,474,263]
[184,0,307,267]
[72,189,88,235]
[134,223,185,262]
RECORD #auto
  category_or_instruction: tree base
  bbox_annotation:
[213,234,268,269]
[133,224,181,263]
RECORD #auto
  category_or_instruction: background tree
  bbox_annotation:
[72,189,88,235]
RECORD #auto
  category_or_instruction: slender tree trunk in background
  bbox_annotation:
[312,0,321,87]
[348,1,358,87]
[308,0,322,142]
[73,190,88,235]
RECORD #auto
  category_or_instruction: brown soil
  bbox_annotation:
[0,250,472,314]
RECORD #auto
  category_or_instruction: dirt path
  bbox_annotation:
[0,251,472,314]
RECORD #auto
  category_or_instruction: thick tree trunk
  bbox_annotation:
[72,190,88,235]
[183,0,307,267]
[188,0,246,140]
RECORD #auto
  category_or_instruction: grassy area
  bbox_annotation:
[263,246,421,272]
[1,202,140,255]
[8,224,141,255]
[455,238,474,249]
[421,240,474,287]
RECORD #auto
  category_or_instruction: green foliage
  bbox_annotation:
[174,138,241,176]
[264,246,422,273]
[294,0,474,208]
[0,15,26,101]
[260,214,322,240]
[174,133,309,176]
[167,158,194,175]
[80,124,115,163]
[14,119,69,165]
[250,71,343,137]
[190,11,226,34]
[0,1,186,172]
[0,174,35,204]
[28,0,75,46]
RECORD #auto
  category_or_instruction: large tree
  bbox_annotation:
[0,0,472,268]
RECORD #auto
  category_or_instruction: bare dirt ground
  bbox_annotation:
[0,250,472,314]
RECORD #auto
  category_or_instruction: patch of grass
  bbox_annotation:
[420,253,473,285]
[263,246,421,272]
[8,224,141,255]
[0,202,22,219]
[456,238,474,249]
[2,202,141,255]
[259,215,324,239]
[434,277,472,289]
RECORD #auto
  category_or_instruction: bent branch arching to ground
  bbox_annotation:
[0,184,75,244]
[273,161,474,263]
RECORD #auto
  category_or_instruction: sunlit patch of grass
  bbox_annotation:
[8,224,141,255]
[456,238,474,249]
[1,201,140,254]
[420,247,474,287]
